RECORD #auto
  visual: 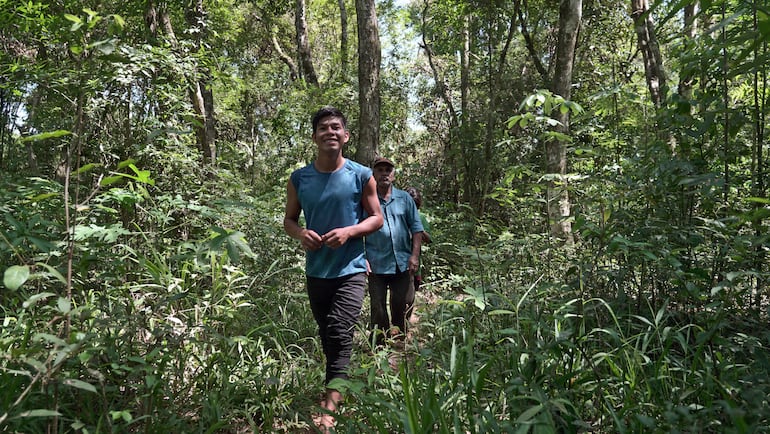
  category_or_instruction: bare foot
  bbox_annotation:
[314,396,338,433]
[318,413,335,433]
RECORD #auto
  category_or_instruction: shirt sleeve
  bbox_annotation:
[407,195,424,234]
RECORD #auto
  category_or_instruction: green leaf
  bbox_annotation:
[57,297,71,314]
[34,333,67,346]
[117,158,137,169]
[110,410,133,422]
[21,130,72,142]
[758,10,770,37]
[635,413,656,428]
[100,175,124,186]
[111,14,126,29]
[74,223,131,243]
[74,163,100,175]
[506,115,522,128]
[128,164,155,185]
[516,404,544,423]
[4,265,30,290]
[11,409,62,419]
[31,192,59,201]
[488,309,514,316]
[23,292,56,308]
[28,236,54,252]
[89,39,115,55]
[36,263,67,284]
[64,14,81,24]
[63,378,97,393]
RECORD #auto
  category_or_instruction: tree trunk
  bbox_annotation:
[460,16,470,121]
[459,15,473,207]
[420,3,460,202]
[0,90,7,168]
[677,2,699,102]
[272,26,299,80]
[296,0,319,86]
[338,0,349,78]
[547,0,581,244]
[146,0,215,166]
[515,0,548,81]
[354,0,381,166]
[24,89,41,174]
[750,0,767,308]
[186,0,216,166]
[631,0,667,109]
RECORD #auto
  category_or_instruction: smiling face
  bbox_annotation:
[312,115,349,153]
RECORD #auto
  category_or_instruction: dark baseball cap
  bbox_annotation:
[372,156,395,168]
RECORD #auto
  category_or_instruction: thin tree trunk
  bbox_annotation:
[547,0,580,244]
[461,16,470,121]
[721,2,729,206]
[420,3,460,202]
[146,0,215,166]
[24,90,41,174]
[479,14,517,217]
[677,2,698,102]
[750,0,766,308]
[459,16,474,209]
[272,27,299,80]
[0,90,7,168]
[515,0,548,81]
[339,0,349,77]
[186,0,216,166]
[145,0,170,120]
[631,0,667,109]
[354,0,381,165]
[750,2,766,202]
[296,0,319,86]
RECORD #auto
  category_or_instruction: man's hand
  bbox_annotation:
[300,229,324,251]
[322,227,352,249]
[408,255,420,273]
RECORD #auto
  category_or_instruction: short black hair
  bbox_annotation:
[312,106,347,132]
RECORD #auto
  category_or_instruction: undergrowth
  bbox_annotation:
[1,172,769,433]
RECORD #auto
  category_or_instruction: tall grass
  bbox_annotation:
[2,175,769,433]
[330,281,770,433]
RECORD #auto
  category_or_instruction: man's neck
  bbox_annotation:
[315,152,345,173]
[377,185,392,200]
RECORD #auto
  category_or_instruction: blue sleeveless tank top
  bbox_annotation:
[290,159,372,278]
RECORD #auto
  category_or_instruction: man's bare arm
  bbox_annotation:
[284,180,323,250]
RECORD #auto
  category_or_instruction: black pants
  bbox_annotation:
[368,271,414,341]
[306,273,366,384]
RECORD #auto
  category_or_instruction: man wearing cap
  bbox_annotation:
[365,156,424,346]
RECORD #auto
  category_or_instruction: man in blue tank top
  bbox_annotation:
[284,106,383,431]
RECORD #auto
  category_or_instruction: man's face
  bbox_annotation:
[312,116,349,152]
[373,164,395,189]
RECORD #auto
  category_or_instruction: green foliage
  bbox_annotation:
[0,164,320,432]
[1,0,770,432]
